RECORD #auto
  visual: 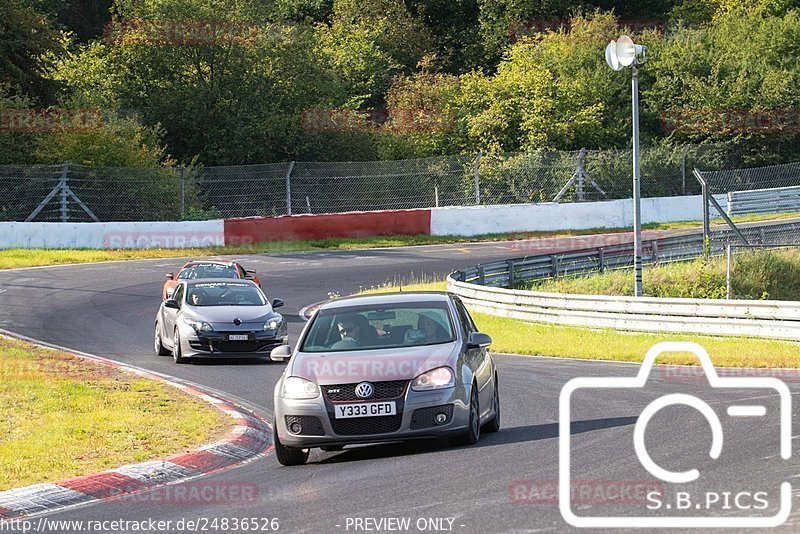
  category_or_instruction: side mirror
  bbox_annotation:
[270,344,292,362]
[271,298,285,309]
[166,273,175,280]
[164,299,180,310]
[466,332,492,349]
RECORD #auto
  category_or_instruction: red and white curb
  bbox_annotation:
[0,331,273,521]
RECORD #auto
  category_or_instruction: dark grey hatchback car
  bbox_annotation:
[270,291,500,465]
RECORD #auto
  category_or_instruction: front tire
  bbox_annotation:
[155,322,169,356]
[274,424,309,466]
[173,329,188,364]
[453,384,480,446]
[484,376,500,433]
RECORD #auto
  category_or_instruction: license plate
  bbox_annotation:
[227,334,250,341]
[334,402,396,419]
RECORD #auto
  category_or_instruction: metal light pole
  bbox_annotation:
[605,35,647,297]
[631,65,643,296]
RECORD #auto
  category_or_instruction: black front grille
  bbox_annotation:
[410,404,454,430]
[323,380,409,402]
[331,414,403,436]
[189,336,281,353]
[285,415,325,436]
[217,340,258,352]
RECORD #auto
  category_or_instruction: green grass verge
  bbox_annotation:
[358,281,800,368]
[526,249,800,300]
[0,337,230,490]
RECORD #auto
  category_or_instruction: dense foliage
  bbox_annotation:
[2,0,800,166]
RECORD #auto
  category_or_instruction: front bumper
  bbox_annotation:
[180,330,288,358]
[274,384,470,448]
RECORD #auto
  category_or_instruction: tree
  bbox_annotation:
[456,12,634,152]
[646,6,800,164]
[317,0,434,106]
[50,0,354,164]
[0,0,64,104]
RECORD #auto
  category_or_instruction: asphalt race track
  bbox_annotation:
[1,239,800,533]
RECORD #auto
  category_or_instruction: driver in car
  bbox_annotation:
[189,290,206,306]
[331,314,379,349]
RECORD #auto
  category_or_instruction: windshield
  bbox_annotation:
[186,282,266,307]
[178,263,238,280]
[300,302,455,352]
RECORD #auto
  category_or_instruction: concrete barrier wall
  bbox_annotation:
[429,194,722,236]
[224,210,431,243]
[0,220,225,249]
[0,195,721,248]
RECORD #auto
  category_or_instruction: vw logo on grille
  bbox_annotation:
[233,318,242,326]
[354,382,374,399]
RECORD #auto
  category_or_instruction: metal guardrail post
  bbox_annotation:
[651,241,658,264]
[551,255,558,278]
[726,243,732,299]
[478,265,485,285]
[285,161,295,215]
[507,260,515,289]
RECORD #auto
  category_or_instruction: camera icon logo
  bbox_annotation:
[559,341,792,528]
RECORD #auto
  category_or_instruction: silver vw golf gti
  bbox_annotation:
[271,292,500,465]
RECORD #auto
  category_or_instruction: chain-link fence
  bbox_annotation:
[0,145,732,222]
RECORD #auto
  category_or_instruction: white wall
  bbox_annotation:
[430,194,727,236]
[0,220,225,249]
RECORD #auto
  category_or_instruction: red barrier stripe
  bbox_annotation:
[167,450,239,472]
[224,209,431,245]
[0,507,18,519]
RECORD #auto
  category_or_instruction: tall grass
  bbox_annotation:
[525,249,800,300]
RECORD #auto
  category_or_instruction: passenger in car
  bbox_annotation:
[405,312,450,344]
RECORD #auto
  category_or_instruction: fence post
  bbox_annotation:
[681,145,688,196]
[473,151,482,205]
[180,166,186,218]
[507,260,515,289]
[696,169,711,256]
[60,162,69,222]
[551,255,558,279]
[435,185,439,208]
[598,248,605,273]
[285,161,295,215]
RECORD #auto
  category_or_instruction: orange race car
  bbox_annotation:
[162,260,262,299]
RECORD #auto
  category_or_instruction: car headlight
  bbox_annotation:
[182,316,213,333]
[411,366,455,391]
[263,318,283,331]
[282,376,320,399]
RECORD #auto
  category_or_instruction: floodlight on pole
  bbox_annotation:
[605,35,647,297]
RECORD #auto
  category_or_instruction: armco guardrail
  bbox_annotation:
[727,185,800,216]
[451,220,800,288]
[448,220,800,340]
